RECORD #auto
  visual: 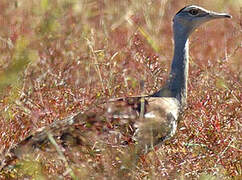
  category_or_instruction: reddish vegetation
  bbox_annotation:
[0,0,241,179]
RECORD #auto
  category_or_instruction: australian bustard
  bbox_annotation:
[0,5,231,170]
[108,5,231,149]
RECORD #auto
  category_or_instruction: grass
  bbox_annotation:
[0,0,241,179]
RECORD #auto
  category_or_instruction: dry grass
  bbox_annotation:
[0,0,241,179]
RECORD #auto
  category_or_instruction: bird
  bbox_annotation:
[107,5,231,149]
[0,5,231,170]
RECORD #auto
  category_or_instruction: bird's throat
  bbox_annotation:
[168,35,189,107]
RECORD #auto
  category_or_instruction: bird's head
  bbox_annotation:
[173,5,231,37]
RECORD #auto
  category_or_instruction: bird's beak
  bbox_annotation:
[208,11,232,19]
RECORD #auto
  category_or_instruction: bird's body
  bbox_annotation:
[0,5,231,170]
[107,96,180,148]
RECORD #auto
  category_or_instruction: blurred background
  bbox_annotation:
[0,0,241,179]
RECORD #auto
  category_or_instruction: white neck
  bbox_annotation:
[168,29,189,106]
[152,22,190,108]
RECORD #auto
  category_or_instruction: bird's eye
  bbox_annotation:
[189,9,199,15]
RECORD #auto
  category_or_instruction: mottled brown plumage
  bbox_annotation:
[107,96,179,148]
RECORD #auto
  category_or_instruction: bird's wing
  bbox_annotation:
[106,96,180,149]
[136,97,180,147]
[0,96,180,170]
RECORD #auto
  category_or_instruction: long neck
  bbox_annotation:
[152,24,190,108]
[168,31,189,106]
